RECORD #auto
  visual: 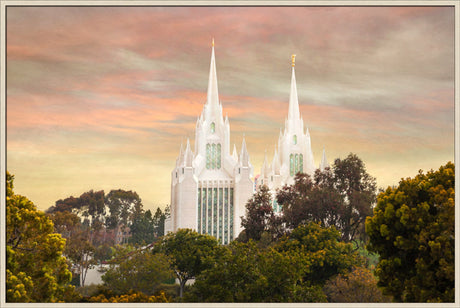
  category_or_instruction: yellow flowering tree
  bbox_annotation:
[366,162,455,302]
[6,172,79,302]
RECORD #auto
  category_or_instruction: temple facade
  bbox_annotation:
[166,41,328,242]
[166,40,253,244]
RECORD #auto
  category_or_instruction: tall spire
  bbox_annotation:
[239,136,250,167]
[184,138,193,167]
[272,146,281,175]
[206,38,219,118]
[262,149,270,175]
[320,147,329,171]
[288,54,301,124]
[232,144,238,161]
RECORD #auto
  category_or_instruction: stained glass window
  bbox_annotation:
[213,188,218,237]
[295,154,298,174]
[207,188,212,234]
[217,144,221,169]
[210,122,215,133]
[202,188,207,233]
[206,144,210,169]
[299,154,303,173]
[224,187,229,244]
[219,188,223,241]
[211,144,216,169]
[230,188,234,240]
[290,154,294,176]
[197,188,201,232]
[293,135,297,145]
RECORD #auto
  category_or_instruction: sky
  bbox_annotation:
[5,5,456,213]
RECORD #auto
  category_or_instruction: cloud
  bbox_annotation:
[6,6,455,211]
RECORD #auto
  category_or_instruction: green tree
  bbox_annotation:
[324,266,391,302]
[274,222,362,287]
[365,162,455,302]
[105,189,143,235]
[186,241,264,302]
[101,245,173,296]
[188,223,360,303]
[152,207,167,238]
[6,172,79,302]
[192,241,318,302]
[129,209,156,246]
[153,229,221,298]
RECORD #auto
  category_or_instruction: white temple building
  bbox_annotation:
[257,54,330,211]
[166,40,253,244]
[166,41,329,242]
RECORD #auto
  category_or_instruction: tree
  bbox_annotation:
[153,229,221,298]
[129,209,156,246]
[186,241,264,302]
[240,185,277,242]
[152,207,167,238]
[101,245,173,296]
[365,162,455,302]
[187,223,360,303]
[48,195,80,213]
[65,227,97,287]
[324,266,390,302]
[274,222,362,287]
[6,172,79,302]
[333,153,376,242]
[277,153,376,243]
[105,189,143,232]
[48,210,96,287]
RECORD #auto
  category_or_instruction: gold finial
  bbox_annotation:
[291,54,296,67]
[212,38,215,47]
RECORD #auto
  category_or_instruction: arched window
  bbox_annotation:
[290,154,294,176]
[210,122,215,133]
[293,135,297,145]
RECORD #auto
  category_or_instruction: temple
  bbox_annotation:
[165,40,328,242]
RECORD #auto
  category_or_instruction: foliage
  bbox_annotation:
[88,290,170,303]
[48,210,97,287]
[324,266,391,302]
[153,207,167,237]
[129,209,156,246]
[185,241,263,302]
[101,245,173,295]
[186,240,307,302]
[188,223,360,302]
[49,190,105,230]
[365,162,455,302]
[6,172,79,302]
[277,153,377,243]
[240,185,278,242]
[94,243,114,263]
[353,240,379,270]
[275,222,362,286]
[153,229,221,298]
[105,189,143,231]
